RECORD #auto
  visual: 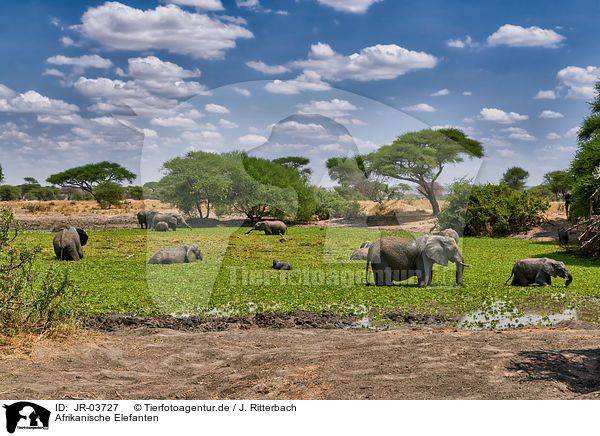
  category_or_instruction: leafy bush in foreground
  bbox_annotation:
[0,208,81,336]
[437,182,549,236]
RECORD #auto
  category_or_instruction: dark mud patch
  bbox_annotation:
[84,311,359,332]
[384,311,456,326]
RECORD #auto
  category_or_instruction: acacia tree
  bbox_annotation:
[366,128,483,215]
[500,167,529,191]
[47,161,135,203]
[326,156,389,203]
[543,170,572,199]
[273,156,312,178]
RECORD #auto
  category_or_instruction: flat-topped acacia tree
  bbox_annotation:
[365,128,484,215]
[46,161,136,203]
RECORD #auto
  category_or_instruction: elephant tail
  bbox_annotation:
[365,259,370,286]
[504,270,514,285]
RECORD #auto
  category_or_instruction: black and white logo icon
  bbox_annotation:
[3,402,50,434]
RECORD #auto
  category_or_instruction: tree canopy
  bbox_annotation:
[272,156,312,177]
[500,167,529,191]
[570,81,600,218]
[326,156,388,203]
[543,170,572,199]
[365,128,483,215]
[46,162,136,202]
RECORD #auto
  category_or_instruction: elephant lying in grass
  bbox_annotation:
[148,244,202,265]
[154,221,169,232]
[506,258,572,286]
[272,259,292,270]
[245,220,287,236]
[53,226,88,261]
[366,235,470,287]
[350,241,372,260]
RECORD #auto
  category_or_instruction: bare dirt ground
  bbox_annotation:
[2,320,600,400]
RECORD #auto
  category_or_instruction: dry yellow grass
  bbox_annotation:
[1,199,176,215]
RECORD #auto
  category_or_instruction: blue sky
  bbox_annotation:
[1,0,599,187]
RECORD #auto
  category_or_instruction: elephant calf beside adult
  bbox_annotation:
[137,209,158,229]
[245,220,287,236]
[366,235,470,287]
[506,258,572,286]
[53,226,88,261]
[151,212,192,231]
[148,244,202,264]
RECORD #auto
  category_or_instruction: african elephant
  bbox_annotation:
[151,212,192,231]
[366,235,470,287]
[147,244,202,265]
[245,220,287,236]
[137,209,158,229]
[154,221,169,232]
[350,241,372,260]
[272,259,292,270]
[435,228,459,243]
[506,258,572,286]
[53,226,88,261]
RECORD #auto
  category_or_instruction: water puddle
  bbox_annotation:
[460,300,577,330]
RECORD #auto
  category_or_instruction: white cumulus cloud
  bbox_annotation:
[534,90,557,99]
[502,127,536,141]
[164,0,224,10]
[431,89,450,96]
[487,24,565,48]
[478,108,528,124]
[314,0,382,13]
[205,103,229,113]
[557,66,600,99]
[539,110,564,119]
[290,42,437,81]
[79,2,253,59]
[245,61,290,74]
[446,35,477,49]
[402,103,436,113]
[238,134,267,147]
[0,90,79,115]
[47,54,113,69]
[296,98,358,118]
[264,71,332,94]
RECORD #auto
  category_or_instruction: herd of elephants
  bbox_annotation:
[51,208,574,289]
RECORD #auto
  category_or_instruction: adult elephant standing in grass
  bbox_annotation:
[53,226,88,261]
[245,220,287,236]
[151,212,192,231]
[366,235,470,287]
[137,209,158,229]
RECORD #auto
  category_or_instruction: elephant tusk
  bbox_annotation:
[460,262,472,267]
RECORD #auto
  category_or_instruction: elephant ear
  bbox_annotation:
[185,245,197,262]
[76,228,88,246]
[541,259,557,277]
[424,236,449,266]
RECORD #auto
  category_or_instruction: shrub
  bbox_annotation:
[0,185,21,201]
[127,186,144,200]
[93,181,124,209]
[0,208,81,337]
[315,188,362,219]
[437,182,549,236]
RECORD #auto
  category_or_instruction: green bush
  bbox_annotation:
[93,181,124,208]
[23,186,59,201]
[0,208,81,336]
[0,185,22,201]
[127,186,144,200]
[315,188,362,219]
[437,182,549,236]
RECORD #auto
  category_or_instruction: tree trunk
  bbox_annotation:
[195,202,204,219]
[206,201,210,218]
[420,183,441,215]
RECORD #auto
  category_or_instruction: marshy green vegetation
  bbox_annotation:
[20,226,600,324]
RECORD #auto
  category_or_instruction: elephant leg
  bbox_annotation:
[535,270,550,286]
[511,271,529,286]
[418,258,433,287]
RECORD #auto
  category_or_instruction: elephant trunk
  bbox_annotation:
[455,261,464,286]
[565,271,573,287]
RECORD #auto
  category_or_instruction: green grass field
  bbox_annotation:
[21,227,600,325]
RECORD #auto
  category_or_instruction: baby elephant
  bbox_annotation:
[350,241,372,260]
[272,259,292,270]
[435,228,459,243]
[506,257,573,287]
[154,221,169,232]
[148,244,202,265]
